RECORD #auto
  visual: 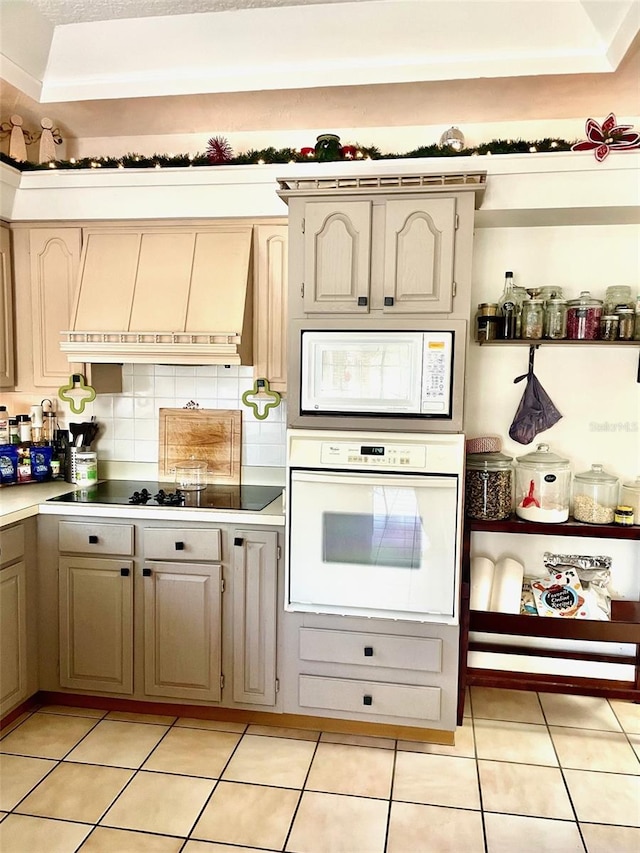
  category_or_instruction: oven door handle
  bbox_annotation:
[291,471,456,490]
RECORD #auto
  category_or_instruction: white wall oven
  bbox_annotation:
[288,318,467,433]
[286,430,465,624]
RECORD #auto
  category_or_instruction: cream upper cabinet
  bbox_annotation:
[382,197,457,313]
[231,529,279,706]
[302,201,372,313]
[11,226,82,391]
[279,172,485,321]
[0,224,15,388]
[253,223,288,392]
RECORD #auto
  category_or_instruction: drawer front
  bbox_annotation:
[59,521,134,556]
[299,674,441,721]
[144,528,221,562]
[0,524,25,567]
[299,628,442,673]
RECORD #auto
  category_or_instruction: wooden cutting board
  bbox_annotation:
[158,408,242,484]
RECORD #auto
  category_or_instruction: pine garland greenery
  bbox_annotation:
[0,137,575,172]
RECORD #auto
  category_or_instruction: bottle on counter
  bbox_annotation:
[498,271,519,339]
[8,418,19,445]
[30,404,43,443]
[16,414,32,443]
[42,411,57,444]
[0,406,8,444]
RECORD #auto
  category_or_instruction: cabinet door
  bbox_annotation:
[59,557,133,694]
[254,224,288,392]
[232,530,278,706]
[29,228,83,386]
[0,561,28,715]
[303,201,371,313]
[383,197,456,313]
[0,224,15,388]
[144,561,222,701]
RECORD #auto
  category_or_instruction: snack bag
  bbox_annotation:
[520,581,537,616]
[531,568,589,618]
[543,553,612,620]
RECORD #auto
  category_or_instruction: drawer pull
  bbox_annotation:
[88,535,98,544]
[234,537,244,546]
[357,296,368,307]
[384,296,394,306]
[120,568,130,577]
[175,541,185,551]
[363,646,374,657]
[143,568,152,577]
[363,695,373,706]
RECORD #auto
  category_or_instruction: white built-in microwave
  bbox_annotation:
[288,319,467,433]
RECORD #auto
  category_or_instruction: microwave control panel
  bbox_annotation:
[320,442,426,468]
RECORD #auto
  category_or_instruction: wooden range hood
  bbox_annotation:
[60,224,253,365]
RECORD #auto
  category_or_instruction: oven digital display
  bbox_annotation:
[360,445,385,456]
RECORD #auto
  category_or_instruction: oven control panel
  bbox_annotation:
[320,442,426,468]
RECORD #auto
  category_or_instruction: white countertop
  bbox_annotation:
[1,482,285,527]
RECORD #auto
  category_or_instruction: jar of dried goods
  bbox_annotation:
[603,285,633,315]
[465,452,513,520]
[543,299,567,339]
[572,464,619,524]
[599,314,619,341]
[616,307,635,340]
[521,299,544,339]
[514,444,571,523]
[566,291,602,340]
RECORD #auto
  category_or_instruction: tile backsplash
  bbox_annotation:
[91,364,286,468]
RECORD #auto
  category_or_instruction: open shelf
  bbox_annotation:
[468,517,640,540]
[476,339,639,346]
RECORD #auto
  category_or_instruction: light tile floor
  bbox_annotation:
[0,689,638,853]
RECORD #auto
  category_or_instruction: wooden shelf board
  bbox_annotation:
[468,517,640,540]
[465,668,639,701]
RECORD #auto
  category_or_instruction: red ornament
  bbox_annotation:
[572,113,640,162]
[300,147,315,158]
[341,145,357,159]
[206,135,233,164]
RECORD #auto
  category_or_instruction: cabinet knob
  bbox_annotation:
[357,296,368,307]
[234,537,244,546]
[363,695,373,706]
[143,568,152,577]
[175,541,185,551]
[363,646,374,657]
[88,535,98,544]
[120,568,130,577]
[384,296,394,306]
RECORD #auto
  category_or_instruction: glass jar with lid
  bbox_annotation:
[521,299,544,339]
[514,443,571,523]
[616,307,635,340]
[599,314,619,341]
[544,299,567,339]
[604,285,633,315]
[572,464,619,524]
[465,452,513,520]
[566,291,602,340]
[620,476,640,525]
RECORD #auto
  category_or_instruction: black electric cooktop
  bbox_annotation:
[47,480,283,512]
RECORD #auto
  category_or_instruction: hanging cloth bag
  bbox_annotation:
[508,348,562,445]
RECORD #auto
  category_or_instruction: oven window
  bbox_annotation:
[322,487,423,569]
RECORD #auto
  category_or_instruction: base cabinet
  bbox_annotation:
[0,560,28,715]
[282,615,459,731]
[58,556,134,694]
[231,529,278,706]
[37,515,282,711]
[0,519,38,716]
[143,561,222,701]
